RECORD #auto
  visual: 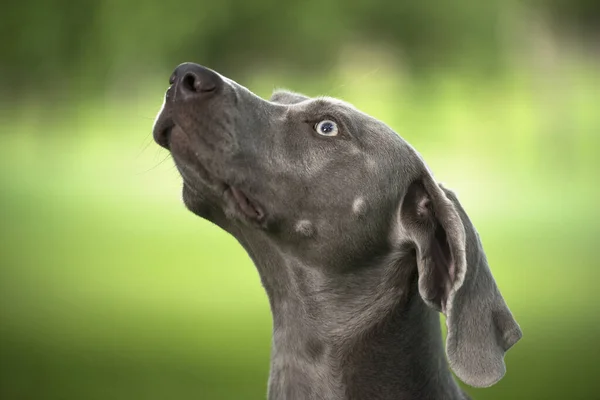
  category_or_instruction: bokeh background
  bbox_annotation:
[1,0,599,399]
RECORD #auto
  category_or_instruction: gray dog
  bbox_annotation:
[153,63,522,400]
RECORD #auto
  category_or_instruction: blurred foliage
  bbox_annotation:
[542,0,600,31]
[1,0,599,97]
[1,0,599,399]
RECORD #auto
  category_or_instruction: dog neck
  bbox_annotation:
[234,231,469,400]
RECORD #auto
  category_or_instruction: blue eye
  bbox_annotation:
[315,120,339,136]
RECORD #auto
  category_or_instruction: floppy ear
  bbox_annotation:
[270,89,310,105]
[400,174,522,388]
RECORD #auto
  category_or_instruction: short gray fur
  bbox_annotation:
[152,63,523,400]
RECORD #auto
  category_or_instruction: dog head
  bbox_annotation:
[153,63,522,387]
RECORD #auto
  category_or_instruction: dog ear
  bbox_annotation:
[399,175,522,388]
[270,89,310,105]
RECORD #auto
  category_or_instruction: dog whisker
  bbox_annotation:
[135,152,171,175]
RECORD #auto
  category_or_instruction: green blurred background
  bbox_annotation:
[0,0,599,399]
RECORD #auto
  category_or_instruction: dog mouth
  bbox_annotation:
[224,185,265,222]
[155,117,266,224]
[154,116,175,150]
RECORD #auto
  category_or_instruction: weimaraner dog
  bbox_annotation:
[153,63,522,400]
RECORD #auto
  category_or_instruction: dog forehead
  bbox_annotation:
[287,96,357,117]
[314,96,356,108]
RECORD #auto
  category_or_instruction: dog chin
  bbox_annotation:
[181,182,216,220]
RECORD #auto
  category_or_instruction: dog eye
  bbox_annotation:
[314,120,339,136]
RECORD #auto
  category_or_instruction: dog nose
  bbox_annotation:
[171,63,222,100]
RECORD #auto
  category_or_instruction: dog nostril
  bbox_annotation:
[182,73,198,93]
[181,72,216,94]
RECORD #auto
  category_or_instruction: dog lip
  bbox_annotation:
[153,118,175,149]
[225,185,265,222]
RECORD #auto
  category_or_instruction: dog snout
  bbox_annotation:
[171,63,222,101]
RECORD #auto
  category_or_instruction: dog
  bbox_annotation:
[152,63,522,400]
